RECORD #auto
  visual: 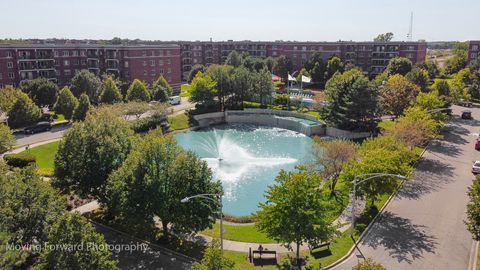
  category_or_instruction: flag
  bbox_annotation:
[301,75,311,83]
[288,74,296,81]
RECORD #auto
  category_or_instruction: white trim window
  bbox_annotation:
[7,62,13,68]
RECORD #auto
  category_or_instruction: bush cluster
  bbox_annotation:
[3,153,36,168]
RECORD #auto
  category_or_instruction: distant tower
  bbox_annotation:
[407,12,414,41]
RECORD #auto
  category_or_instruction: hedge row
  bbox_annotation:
[3,153,36,168]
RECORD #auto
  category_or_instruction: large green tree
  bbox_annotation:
[35,213,119,270]
[106,132,221,236]
[324,56,344,81]
[380,74,420,117]
[373,32,394,42]
[406,67,430,92]
[256,167,335,264]
[152,75,173,102]
[73,93,92,122]
[70,69,102,102]
[231,66,253,108]
[188,71,217,106]
[272,55,292,82]
[99,75,123,104]
[320,69,378,131]
[0,124,15,153]
[7,92,42,128]
[191,241,235,270]
[206,64,233,110]
[252,67,273,106]
[53,110,134,201]
[386,57,413,76]
[225,51,242,67]
[20,77,58,106]
[54,87,78,120]
[0,86,23,113]
[126,79,151,102]
[188,64,206,83]
[0,167,65,246]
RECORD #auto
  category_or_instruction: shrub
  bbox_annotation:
[243,101,261,109]
[3,153,36,168]
[130,116,167,133]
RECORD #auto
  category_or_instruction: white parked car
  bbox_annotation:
[169,96,181,105]
[472,161,480,174]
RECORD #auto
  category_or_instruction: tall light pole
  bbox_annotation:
[350,173,407,238]
[181,193,224,253]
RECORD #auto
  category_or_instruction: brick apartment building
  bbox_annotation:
[468,41,480,63]
[0,40,427,90]
[179,40,427,81]
[0,44,181,89]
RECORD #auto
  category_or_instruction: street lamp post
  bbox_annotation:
[181,193,224,253]
[350,173,407,238]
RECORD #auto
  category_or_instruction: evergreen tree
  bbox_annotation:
[70,70,102,102]
[73,93,92,121]
[99,76,123,104]
[7,92,42,128]
[126,79,150,102]
[54,87,78,120]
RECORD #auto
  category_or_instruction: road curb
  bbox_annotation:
[322,143,430,270]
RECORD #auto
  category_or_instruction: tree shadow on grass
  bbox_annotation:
[397,158,455,200]
[362,211,437,264]
[310,248,332,259]
[252,257,278,266]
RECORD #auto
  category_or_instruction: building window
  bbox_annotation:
[158,50,163,56]
[72,51,78,56]
[54,51,59,57]
[7,62,13,68]
[124,61,129,68]
[150,60,155,67]
[159,60,164,65]
[63,60,70,66]
[73,60,79,66]
[142,51,146,56]
[8,72,15,79]
[167,68,171,74]
[151,51,155,56]
[272,51,277,56]
[64,69,71,76]
[151,70,156,76]
[166,50,171,56]
[293,46,298,50]
[0,73,2,79]
[80,51,86,56]
[167,59,171,65]
[193,59,197,64]
[6,51,12,58]
[81,60,86,65]
[472,45,479,51]
[143,70,147,76]
[143,60,147,67]
[160,69,164,74]
[472,53,478,59]
[63,51,69,57]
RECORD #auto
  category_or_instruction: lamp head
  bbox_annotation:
[180,197,190,203]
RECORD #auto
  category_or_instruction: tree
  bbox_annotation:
[422,60,440,79]
[188,64,206,83]
[0,167,65,246]
[35,213,119,270]
[312,137,357,196]
[253,68,273,106]
[321,69,378,131]
[188,71,217,106]
[191,241,235,270]
[449,68,472,102]
[152,75,173,102]
[466,175,480,240]
[7,92,42,128]
[413,91,445,112]
[53,110,134,202]
[380,74,420,117]
[295,68,311,83]
[231,66,253,108]
[273,55,292,82]
[265,57,276,72]
[310,60,326,87]
[54,86,78,120]
[385,106,440,148]
[0,86,23,113]
[207,64,233,110]
[406,67,430,92]
[341,136,413,206]
[20,77,58,106]
[73,93,92,121]
[225,51,242,67]
[433,79,451,97]
[106,132,222,236]
[108,101,151,120]
[386,57,412,76]
[324,56,344,81]
[126,79,150,102]
[352,257,386,270]
[0,124,15,153]
[256,167,335,265]
[374,32,394,42]
[70,69,102,102]
[99,76,123,104]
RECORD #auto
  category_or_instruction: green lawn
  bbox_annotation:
[20,141,60,176]
[180,84,191,97]
[377,119,395,130]
[201,223,274,243]
[167,113,190,130]
[50,112,65,122]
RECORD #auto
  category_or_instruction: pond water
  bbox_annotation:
[175,123,314,216]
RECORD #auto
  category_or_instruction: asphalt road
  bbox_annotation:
[94,224,192,270]
[14,97,194,147]
[333,105,479,270]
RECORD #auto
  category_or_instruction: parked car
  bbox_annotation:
[23,122,52,134]
[462,110,473,120]
[169,96,181,105]
[476,139,480,151]
[473,161,480,174]
[458,99,473,107]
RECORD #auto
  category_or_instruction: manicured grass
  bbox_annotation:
[50,111,65,122]
[223,250,277,270]
[167,113,190,130]
[21,141,59,169]
[306,110,321,119]
[377,119,395,130]
[201,223,274,243]
[20,141,60,176]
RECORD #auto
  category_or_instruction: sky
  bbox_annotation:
[0,0,478,42]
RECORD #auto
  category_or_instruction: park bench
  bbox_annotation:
[309,242,331,253]
[251,249,277,260]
